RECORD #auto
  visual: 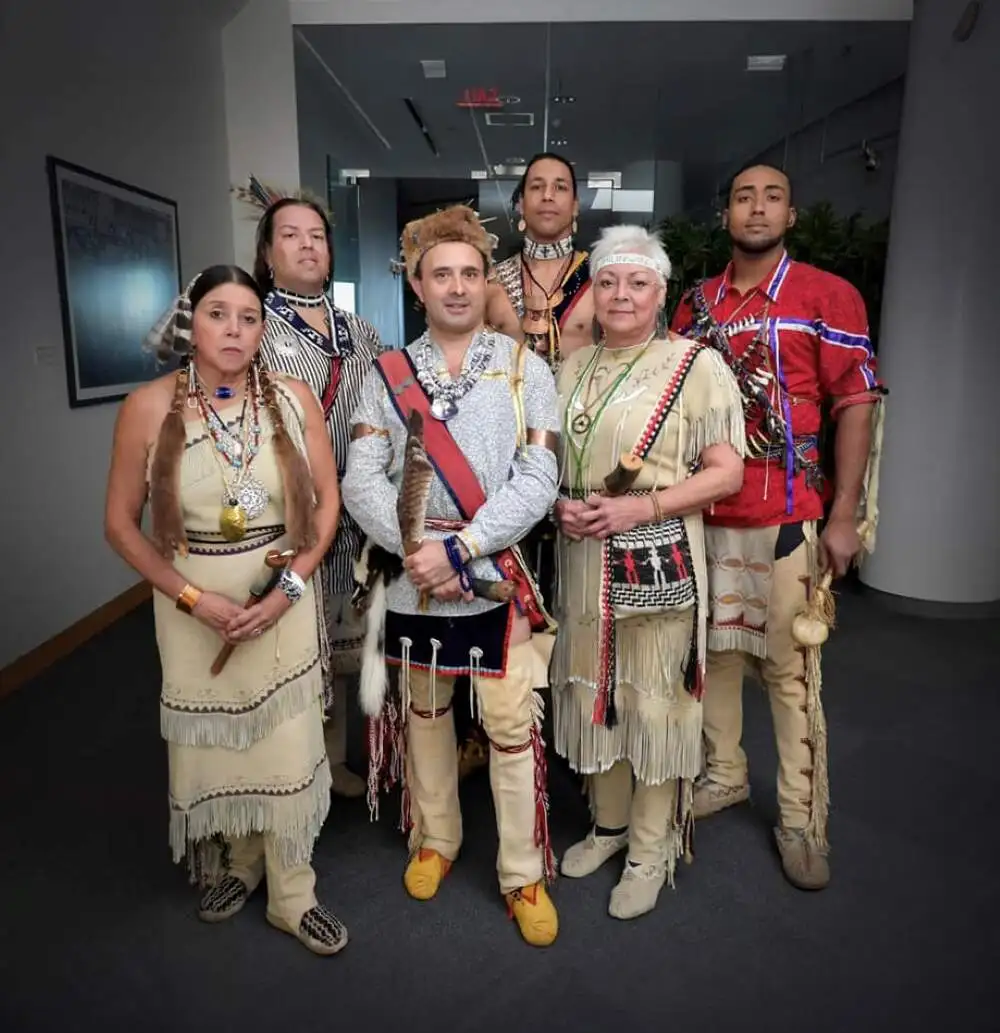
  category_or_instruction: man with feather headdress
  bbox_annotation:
[342,205,561,947]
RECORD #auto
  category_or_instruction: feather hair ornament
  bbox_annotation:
[231,173,334,223]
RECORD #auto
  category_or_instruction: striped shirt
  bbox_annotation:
[260,294,383,592]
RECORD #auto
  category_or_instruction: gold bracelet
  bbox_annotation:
[176,584,202,614]
[650,491,664,523]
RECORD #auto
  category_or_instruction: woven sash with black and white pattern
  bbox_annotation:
[600,343,702,621]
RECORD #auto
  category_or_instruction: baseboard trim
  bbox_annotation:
[0,581,152,700]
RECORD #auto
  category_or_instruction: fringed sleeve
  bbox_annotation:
[858,396,886,556]
[683,347,747,467]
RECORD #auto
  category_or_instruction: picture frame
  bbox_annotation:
[46,156,182,407]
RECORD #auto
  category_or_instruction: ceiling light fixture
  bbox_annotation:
[746,54,787,72]
[550,139,568,147]
[421,59,447,79]
[587,171,622,190]
[484,112,535,127]
[493,164,528,177]
[551,95,576,104]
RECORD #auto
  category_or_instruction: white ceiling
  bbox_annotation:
[294,20,910,187]
[291,0,913,25]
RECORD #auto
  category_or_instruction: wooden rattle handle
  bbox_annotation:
[210,549,296,676]
[603,453,643,497]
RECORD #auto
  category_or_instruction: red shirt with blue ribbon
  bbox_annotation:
[671,252,884,528]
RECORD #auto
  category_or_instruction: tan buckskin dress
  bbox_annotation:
[553,336,745,885]
[151,383,330,922]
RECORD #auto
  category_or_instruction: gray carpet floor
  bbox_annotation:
[0,587,996,1033]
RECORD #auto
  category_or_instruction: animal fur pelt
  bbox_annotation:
[354,539,404,717]
[399,204,498,278]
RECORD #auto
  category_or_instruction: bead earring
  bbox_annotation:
[656,306,668,338]
[186,355,198,408]
[518,218,526,233]
[572,219,578,235]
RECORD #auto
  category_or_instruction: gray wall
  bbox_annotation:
[0,0,234,668]
[860,1,999,605]
[688,78,904,220]
[754,78,903,219]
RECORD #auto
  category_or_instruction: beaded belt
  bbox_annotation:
[185,525,286,556]
[747,435,824,491]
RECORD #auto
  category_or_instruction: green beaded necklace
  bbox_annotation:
[564,334,655,497]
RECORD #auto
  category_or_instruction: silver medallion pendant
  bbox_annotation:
[430,396,458,421]
[235,478,270,522]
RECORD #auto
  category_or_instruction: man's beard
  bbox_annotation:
[730,230,785,255]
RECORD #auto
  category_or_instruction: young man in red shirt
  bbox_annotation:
[671,164,885,890]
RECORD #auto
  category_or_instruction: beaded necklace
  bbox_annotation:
[193,369,268,541]
[564,334,656,496]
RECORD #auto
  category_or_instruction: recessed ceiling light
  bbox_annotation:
[550,139,568,147]
[746,54,786,72]
[552,95,576,104]
[420,59,447,79]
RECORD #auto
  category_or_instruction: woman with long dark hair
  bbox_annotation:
[105,264,347,955]
[251,192,384,799]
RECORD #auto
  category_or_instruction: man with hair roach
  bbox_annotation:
[343,205,562,947]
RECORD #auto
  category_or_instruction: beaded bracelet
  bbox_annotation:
[650,490,664,524]
[278,569,306,604]
[444,535,473,593]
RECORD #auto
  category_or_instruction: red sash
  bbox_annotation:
[319,356,343,419]
[375,349,549,632]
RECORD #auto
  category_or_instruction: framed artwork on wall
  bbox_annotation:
[46,156,181,407]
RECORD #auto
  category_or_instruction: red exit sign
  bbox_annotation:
[456,87,503,109]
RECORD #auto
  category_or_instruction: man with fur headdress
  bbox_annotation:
[342,205,561,947]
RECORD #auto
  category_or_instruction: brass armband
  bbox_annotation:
[351,423,390,441]
[176,584,202,614]
[526,428,560,454]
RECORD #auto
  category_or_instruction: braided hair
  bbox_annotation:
[257,365,318,552]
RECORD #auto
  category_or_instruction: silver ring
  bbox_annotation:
[253,627,264,637]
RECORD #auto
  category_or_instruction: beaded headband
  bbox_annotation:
[591,252,669,282]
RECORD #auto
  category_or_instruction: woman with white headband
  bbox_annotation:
[551,224,746,919]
